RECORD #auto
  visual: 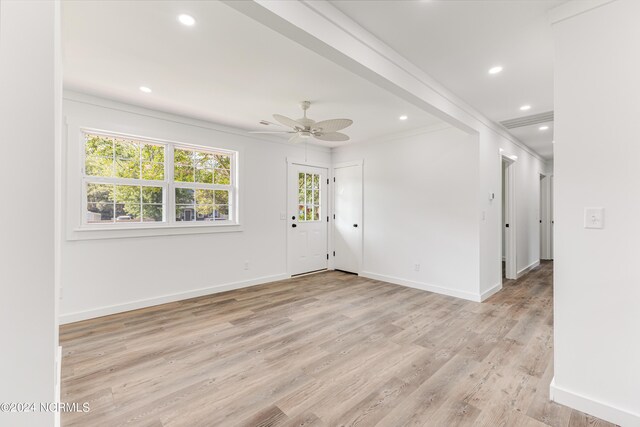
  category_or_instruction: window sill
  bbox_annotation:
[68,222,243,241]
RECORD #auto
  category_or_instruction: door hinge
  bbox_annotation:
[327,178,329,185]
[333,177,336,182]
[327,216,329,222]
[327,253,329,260]
[333,214,335,219]
[333,251,335,256]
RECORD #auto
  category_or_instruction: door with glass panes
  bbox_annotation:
[288,164,328,276]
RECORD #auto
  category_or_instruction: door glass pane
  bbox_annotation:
[298,172,321,222]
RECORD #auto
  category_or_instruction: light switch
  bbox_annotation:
[584,207,604,229]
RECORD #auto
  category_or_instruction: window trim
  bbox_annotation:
[78,128,239,231]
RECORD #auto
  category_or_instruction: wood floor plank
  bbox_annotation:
[60,261,617,427]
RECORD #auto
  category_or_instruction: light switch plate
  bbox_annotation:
[584,207,604,229]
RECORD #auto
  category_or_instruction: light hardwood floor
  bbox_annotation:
[60,261,615,427]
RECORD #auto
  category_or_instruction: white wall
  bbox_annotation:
[0,1,58,426]
[60,94,331,323]
[332,125,482,300]
[551,0,640,424]
[207,0,551,302]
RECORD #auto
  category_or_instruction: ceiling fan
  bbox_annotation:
[250,101,353,143]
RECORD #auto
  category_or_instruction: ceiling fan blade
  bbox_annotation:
[248,131,295,134]
[314,132,350,142]
[288,134,305,144]
[273,114,303,129]
[312,119,353,133]
[259,119,285,127]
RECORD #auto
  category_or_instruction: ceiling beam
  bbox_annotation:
[223,0,546,161]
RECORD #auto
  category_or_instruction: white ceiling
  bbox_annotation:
[330,0,563,159]
[61,1,443,147]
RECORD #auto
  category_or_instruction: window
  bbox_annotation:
[298,172,321,221]
[173,147,231,222]
[82,131,236,228]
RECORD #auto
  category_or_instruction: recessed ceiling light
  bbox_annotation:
[399,115,408,121]
[139,86,152,93]
[539,126,549,131]
[178,14,196,26]
[520,105,531,111]
[488,66,503,75]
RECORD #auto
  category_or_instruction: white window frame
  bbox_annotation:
[79,129,239,231]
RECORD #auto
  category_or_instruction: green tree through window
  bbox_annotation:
[83,132,235,226]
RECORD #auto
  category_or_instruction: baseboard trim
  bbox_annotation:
[360,271,482,302]
[517,259,540,278]
[480,282,502,302]
[550,377,640,426]
[59,273,290,324]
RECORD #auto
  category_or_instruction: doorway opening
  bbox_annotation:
[539,173,553,260]
[502,156,517,280]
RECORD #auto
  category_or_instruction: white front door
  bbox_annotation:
[334,163,362,274]
[288,163,328,276]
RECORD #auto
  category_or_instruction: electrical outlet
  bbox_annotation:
[244,261,250,270]
[414,264,420,272]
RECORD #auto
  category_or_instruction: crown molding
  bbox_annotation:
[548,0,617,25]
[62,90,333,153]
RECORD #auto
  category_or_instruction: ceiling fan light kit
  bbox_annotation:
[250,101,353,143]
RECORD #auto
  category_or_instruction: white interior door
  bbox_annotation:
[334,163,362,274]
[288,163,328,276]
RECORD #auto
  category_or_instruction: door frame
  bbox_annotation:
[286,158,332,276]
[332,160,364,275]
[501,153,518,280]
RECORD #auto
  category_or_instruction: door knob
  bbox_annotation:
[353,224,358,227]
[292,224,297,228]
